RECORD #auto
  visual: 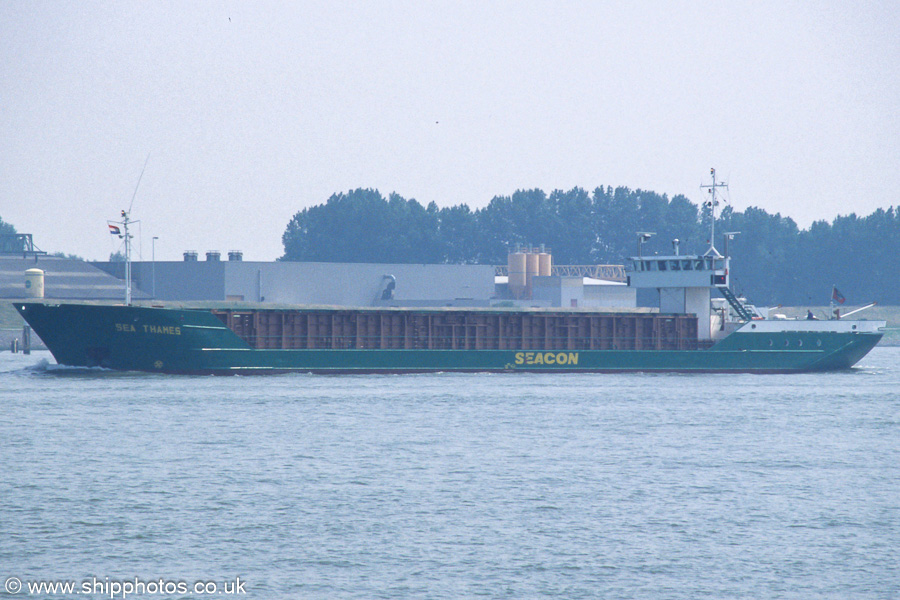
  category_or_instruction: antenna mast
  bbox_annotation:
[700,167,728,256]
[113,154,149,306]
[122,210,133,305]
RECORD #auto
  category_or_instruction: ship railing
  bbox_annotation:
[493,264,627,282]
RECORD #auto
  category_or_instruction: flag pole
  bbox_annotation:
[830,284,843,320]
[123,210,132,306]
[830,285,833,320]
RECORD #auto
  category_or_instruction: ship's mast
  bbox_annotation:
[122,209,133,305]
[108,209,137,305]
[119,153,150,306]
[701,167,728,257]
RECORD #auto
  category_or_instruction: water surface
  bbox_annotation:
[1,348,898,598]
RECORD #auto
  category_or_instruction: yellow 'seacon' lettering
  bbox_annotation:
[513,351,580,366]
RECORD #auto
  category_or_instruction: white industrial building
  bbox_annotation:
[89,246,634,309]
[2,235,634,309]
[111,259,497,307]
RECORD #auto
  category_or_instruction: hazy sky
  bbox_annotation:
[1,1,897,261]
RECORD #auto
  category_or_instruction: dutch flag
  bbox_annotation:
[108,224,121,235]
[832,286,846,305]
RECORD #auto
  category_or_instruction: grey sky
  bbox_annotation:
[1,1,897,261]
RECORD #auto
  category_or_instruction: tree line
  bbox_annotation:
[282,187,900,305]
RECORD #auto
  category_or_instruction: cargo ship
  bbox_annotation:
[13,299,885,374]
[12,171,885,374]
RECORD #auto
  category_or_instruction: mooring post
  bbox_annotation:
[23,325,31,355]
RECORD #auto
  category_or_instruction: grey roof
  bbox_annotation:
[0,256,148,300]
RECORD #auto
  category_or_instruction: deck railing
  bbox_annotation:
[494,264,627,282]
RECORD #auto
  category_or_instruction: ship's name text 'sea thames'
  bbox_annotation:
[115,323,182,336]
[514,352,579,366]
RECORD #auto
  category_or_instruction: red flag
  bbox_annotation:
[832,286,845,305]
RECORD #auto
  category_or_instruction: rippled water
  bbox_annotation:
[1,348,899,599]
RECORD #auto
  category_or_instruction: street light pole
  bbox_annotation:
[636,232,655,257]
[152,236,159,299]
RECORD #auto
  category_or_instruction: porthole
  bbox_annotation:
[751,323,757,329]
[816,339,822,347]
[784,339,790,347]
[798,339,803,347]
[852,325,857,330]
[768,339,774,347]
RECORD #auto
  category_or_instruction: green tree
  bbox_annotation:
[282,189,443,263]
[0,215,16,236]
[717,206,800,305]
[473,189,556,263]
[549,187,595,264]
[438,204,477,263]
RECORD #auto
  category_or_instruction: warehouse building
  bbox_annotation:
[2,233,633,309]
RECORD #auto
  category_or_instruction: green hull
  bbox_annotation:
[15,302,884,374]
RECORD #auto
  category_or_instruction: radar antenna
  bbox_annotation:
[700,167,728,257]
